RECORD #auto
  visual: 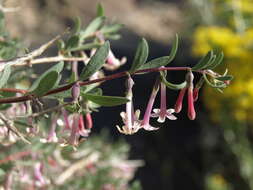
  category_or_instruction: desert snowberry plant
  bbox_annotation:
[0,3,232,190]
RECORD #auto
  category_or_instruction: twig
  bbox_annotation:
[0,4,20,13]
[16,102,72,118]
[0,151,31,165]
[0,31,69,72]
[14,56,88,67]
[0,66,192,104]
[0,113,30,144]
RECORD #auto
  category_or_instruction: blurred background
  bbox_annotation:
[2,0,253,189]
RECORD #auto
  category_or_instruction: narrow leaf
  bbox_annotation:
[29,62,64,92]
[139,56,170,70]
[206,51,224,69]
[100,24,124,34]
[96,3,104,17]
[166,34,179,63]
[80,16,105,40]
[129,38,149,73]
[160,71,187,90]
[31,71,59,96]
[0,65,11,88]
[69,42,100,52]
[216,75,233,81]
[203,73,226,88]
[80,41,109,80]
[73,17,82,34]
[65,35,80,50]
[82,93,129,107]
[192,51,213,71]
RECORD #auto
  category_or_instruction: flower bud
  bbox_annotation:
[71,82,80,102]
[174,87,186,113]
[85,113,93,129]
[193,88,199,102]
[187,79,196,120]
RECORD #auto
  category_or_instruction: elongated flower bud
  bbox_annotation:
[71,82,80,102]
[193,88,199,102]
[174,87,186,113]
[85,113,93,129]
[186,71,196,120]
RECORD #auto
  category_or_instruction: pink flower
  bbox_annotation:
[187,72,196,120]
[116,76,141,135]
[174,87,187,113]
[151,82,177,123]
[174,71,196,120]
[139,79,160,131]
[104,50,126,71]
[33,162,49,187]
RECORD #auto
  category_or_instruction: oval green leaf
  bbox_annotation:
[82,93,129,107]
[80,41,110,80]
[31,71,59,96]
[129,38,149,73]
[29,61,64,92]
[139,56,170,70]
[0,65,11,88]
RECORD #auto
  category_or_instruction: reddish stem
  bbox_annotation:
[0,151,31,165]
[0,66,191,104]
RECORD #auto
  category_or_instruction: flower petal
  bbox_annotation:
[157,116,166,123]
[167,109,175,114]
[153,108,160,114]
[166,114,177,120]
[142,124,159,131]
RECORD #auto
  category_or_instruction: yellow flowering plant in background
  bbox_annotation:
[190,0,253,189]
[192,0,253,122]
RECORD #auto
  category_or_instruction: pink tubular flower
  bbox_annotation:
[116,76,141,135]
[193,87,199,102]
[68,113,80,146]
[139,79,160,131]
[85,113,93,129]
[187,72,196,120]
[174,71,196,120]
[151,82,177,123]
[71,82,80,102]
[33,162,49,187]
[174,87,187,113]
[104,49,126,71]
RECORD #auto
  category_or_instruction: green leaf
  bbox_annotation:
[0,65,11,88]
[73,16,82,34]
[139,56,170,70]
[203,73,226,88]
[192,51,213,71]
[82,93,129,107]
[69,42,100,52]
[166,34,179,63]
[104,33,121,40]
[57,39,65,50]
[31,71,59,96]
[206,51,224,69]
[96,3,104,17]
[53,74,62,88]
[80,41,110,80]
[129,38,149,73]
[65,35,79,50]
[80,16,105,40]
[100,24,124,34]
[29,61,64,92]
[160,71,187,90]
[216,75,233,81]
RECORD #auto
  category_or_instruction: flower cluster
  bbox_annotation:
[116,71,202,135]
